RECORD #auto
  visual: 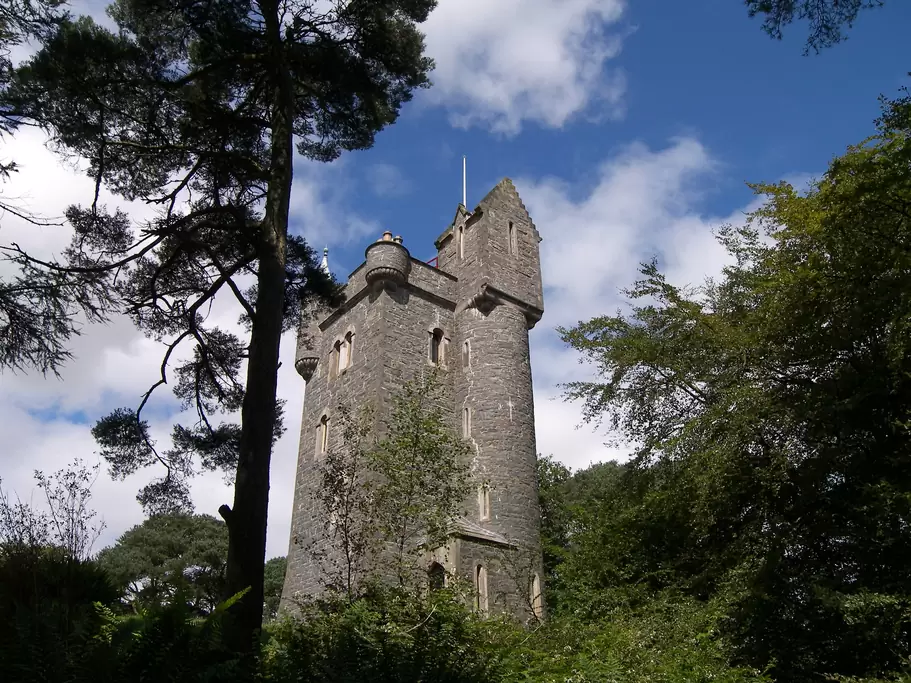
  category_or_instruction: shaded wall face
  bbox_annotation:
[283,290,383,603]
[282,283,460,606]
[456,538,540,621]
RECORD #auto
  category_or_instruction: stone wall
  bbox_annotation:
[282,179,546,621]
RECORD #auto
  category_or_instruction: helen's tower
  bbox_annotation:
[281,179,545,619]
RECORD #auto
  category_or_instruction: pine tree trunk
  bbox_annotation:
[221,0,294,657]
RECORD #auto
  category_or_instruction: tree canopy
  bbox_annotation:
[97,513,229,615]
[0,0,437,651]
[556,92,911,681]
[744,0,886,53]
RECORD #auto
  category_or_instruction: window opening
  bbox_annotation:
[428,562,445,591]
[462,339,470,369]
[342,331,354,370]
[478,484,490,521]
[508,221,517,256]
[458,225,464,259]
[317,415,329,456]
[475,565,488,613]
[531,574,543,618]
[331,340,341,378]
[430,328,444,365]
[462,406,471,438]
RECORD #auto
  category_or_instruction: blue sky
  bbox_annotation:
[2,0,909,557]
[322,0,911,271]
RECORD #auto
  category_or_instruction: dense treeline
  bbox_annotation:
[543,90,911,681]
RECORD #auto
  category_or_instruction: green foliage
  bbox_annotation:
[314,372,473,593]
[535,454,571,588]
[0,546,120,683]
[498,592,770,683]
[97,514,229,615]
[262,586,501,683]
[367,372,473,586]
[557,93,911,681]
[744,0,885,53]
[263,556,286,622]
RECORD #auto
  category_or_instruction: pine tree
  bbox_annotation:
[0,0,436,654]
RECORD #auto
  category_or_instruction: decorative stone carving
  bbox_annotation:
[294,356,319,381]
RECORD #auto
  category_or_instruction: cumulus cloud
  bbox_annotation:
[520,137,764,471]
[0,127,366,557]
[364,163,412,198]
[289,158,380,274]
[422,0,630,134]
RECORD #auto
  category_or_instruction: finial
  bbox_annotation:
[381,230,393,242]
[393,235,403,245]
[319,246,330,274]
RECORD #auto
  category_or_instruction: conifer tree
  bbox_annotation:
[0,0,436,653]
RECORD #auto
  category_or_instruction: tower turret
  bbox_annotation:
[365,230,411,292]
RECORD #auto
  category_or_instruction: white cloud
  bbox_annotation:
[289,158,380,275]
[364,163,411,198]
[422,0,630,134]
[521,137,765,471]
[0,128,361,558]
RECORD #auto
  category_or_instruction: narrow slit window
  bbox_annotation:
[430,328,444,365]
[478,485,490,521]
[475,565,488,614]
[317,415,330,456]
[508,221,517,256]
[331,340,341,378]
[458,225,464,259]
[462,406,471,438]
[343,331,354,369]
[462,340,470,369]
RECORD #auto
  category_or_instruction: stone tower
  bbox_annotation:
[281,178,545,620]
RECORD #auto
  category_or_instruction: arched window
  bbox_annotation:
[478,484,490,521]
[316,414,330,456]
[508,221,517,256]
[458,225,464,259]
[462,406,471,438]
[530,573,543,619]
[429,328,444,365]
[330,340,341,378]
[475,564,488,614]
[342,331,354,370]
[462,339,470,369]
[428,562,445,591]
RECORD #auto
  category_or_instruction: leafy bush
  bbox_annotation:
[497,591,770,683]
[0,546,119,683]
[263,585,502,682]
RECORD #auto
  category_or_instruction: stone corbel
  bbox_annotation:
[455,283,501,316]
[294,356,319,381]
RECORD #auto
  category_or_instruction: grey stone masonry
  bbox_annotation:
[281,179,546,621]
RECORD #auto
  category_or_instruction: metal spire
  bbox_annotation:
[462,155,467,208]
